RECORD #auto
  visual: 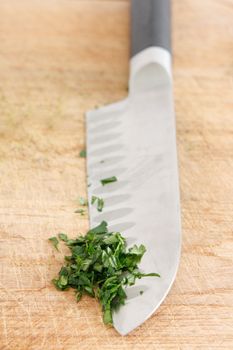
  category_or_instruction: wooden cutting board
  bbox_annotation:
[0,0,232,349]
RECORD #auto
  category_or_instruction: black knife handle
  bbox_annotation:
[131,0,171,57]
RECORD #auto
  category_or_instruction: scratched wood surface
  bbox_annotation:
[0,0,232,349]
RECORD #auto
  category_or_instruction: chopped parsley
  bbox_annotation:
[49,237,59,251]
[58,233,68,242]
[79,149,86,158]
[101,176,117,186]
[50,221,160,325]
[74,209,85,216]
[91,195,104,212]
[78,197,88,206]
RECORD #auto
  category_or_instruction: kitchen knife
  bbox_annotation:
[86,0,181,335]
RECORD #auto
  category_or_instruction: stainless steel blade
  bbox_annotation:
[86,47,181,335]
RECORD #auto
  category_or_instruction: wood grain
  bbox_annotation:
[0,0,232,349]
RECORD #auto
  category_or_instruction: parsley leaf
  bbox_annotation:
[79,149,86,158]
[91,195,104,212]
[100,176,117,186]
[78,197,88,206]
[49,237,59,251]
[91,196,97,205]
[87,221,108,234]
[74,209,85,216]
[58,233,68,242]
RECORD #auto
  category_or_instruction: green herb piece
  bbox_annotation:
[49,237,59,251]
[91,196,98,205]
[74,209,85,216]
[79,149,86,158]
[78,197,88,206]
[96,197,104,212]
[76,291,82,302]
[91,195,104,212]
[87,221,108,234]
[137,272,161,278]
[129,244,146,256]
[103,305,112,325]
[50,221,160,326]
[100,176,117,186]
[140,290,144,295]
[58,233,68,242]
